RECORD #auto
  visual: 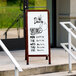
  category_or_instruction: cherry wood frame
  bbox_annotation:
[25,10,51,65]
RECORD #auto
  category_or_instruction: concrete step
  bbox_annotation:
[0,63,76,76]
[30,71,76,76]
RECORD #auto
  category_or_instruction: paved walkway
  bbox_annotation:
[0,48,76,71]
[0,28,23,39]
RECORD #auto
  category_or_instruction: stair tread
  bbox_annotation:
[31,71,76,76]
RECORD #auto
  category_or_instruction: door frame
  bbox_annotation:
[51,0,56,47]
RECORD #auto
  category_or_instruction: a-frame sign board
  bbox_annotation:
[25,10,51,65]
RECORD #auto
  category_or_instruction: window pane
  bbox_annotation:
[0,0,24,39]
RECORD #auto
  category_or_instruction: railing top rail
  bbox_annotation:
[61,43,76,61]
[60,22,76,31]
[60,22,76,39]
[0,40,23,72]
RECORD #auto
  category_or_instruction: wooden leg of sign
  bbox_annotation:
[27,55,29,65]
[25,50,26,60]
[46,55,48,60]
[49,50,51,64]
[25,44,29,65]
[25,50,27,60]
[49,55,51,64]
[25,57,26,60]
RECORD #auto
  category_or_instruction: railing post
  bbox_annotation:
[15,67,19,76]
[68,32,72,73]
[5,32,7,39]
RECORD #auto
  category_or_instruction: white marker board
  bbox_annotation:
[26,10,50,55]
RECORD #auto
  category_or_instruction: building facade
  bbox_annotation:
[47,0,76,47]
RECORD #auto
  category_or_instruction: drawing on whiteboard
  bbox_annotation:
[30,27,43,35]
[30,15,47,35]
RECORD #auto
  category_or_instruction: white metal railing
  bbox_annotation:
[0,40,23,76]
[61,43,76,61]
[60,22,76,73]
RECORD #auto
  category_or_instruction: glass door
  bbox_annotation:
[47,0,56,47]
[47,0,52,45]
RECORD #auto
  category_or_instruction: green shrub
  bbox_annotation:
[0,0,46,28]
[29,0,35,6]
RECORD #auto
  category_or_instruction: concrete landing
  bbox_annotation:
[0,48,76,76]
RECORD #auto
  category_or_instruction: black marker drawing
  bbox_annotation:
[31,45,35,52]
[30,15,47,35]
[30,27,43,35]
[30,43,35,45]
[30,36,35,38]
[30,38,35,42]
[31,49,35,52]
[34,15,43,24]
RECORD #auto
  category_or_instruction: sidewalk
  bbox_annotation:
[0,48,76,76]
[0,48,76,71]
